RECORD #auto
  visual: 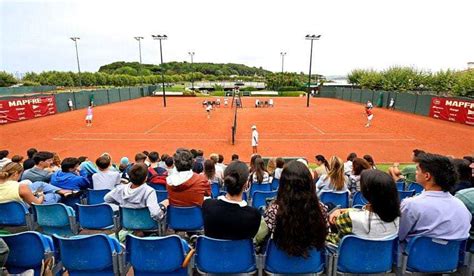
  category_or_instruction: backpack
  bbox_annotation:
[147,167,168,186]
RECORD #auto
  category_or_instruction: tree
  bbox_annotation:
[0,71,17,87]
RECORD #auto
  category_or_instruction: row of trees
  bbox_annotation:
[348,67,474,97]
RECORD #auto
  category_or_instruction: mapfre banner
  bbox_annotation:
[0,96,57,124]
[429,97,474,126]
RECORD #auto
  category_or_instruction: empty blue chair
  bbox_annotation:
[334,235,398,274]
[398,190,415,201]
[33,203,78,236]
[120,207,160,232]
[167,205,204,232]
[251,190,277,210]
[76,203,120,237]
[248,182,272,197]
[0,201,34,230]
[156,190,168,202]
[319,191,350,208]
[195,236,257,274]
[271,178,280,191]
[264,239,326,274]
[407,182,424,195]
[351,191,368,208]
[86,189,110,205]
[396,180,405,191]
[126,234,189,275]
[210,182,221,198]
[54,234,122,275]
[402,236,465,274]
[0,231,54,276]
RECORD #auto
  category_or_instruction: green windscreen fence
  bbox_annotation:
[108,89,120,103]
[351,89,362,103]
[119,88,130,101]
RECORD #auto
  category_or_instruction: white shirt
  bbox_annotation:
[92,170,121,190]
[251,130,259,146]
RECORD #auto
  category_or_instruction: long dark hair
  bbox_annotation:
[203,159,216,180]
[253,157,266,184]
[273,161,328,257]
[360,170,400,224]
[223,161,249,196]
[315,154,329,170]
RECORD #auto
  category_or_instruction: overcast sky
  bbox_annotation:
[1,0,473,76]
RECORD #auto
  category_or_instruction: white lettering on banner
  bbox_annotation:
[445,100,474,109]
[8,98,42,107]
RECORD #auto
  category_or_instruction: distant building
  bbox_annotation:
[468,62,474,70]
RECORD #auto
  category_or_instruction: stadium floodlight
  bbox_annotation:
[152,34,168,107]
[280,52,287,73]
[70,37,82,87]
[305,34,321,107]
[134,36,144,86]
[188,51,195,91]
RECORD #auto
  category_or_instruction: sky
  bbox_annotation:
[1,0,473,77]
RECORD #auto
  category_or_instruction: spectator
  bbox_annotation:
[79,160,98,184]
[348,158,372,193]
[256,161,328,257]
[451,158,472,194]
[266,157,277,177]
[50,153,61,172]
[274,158,285,180]
[216,154,227,172]
[146,151,168,189]
[193,150,205,173]
[0,150,11,170]
[363,154,377,169]
[203,160,261,240]
[11,155,24,164]
[165,157,175,175]
[166,149,211,207]
[23,148,38,170]
[343,153,357,176]
[327,170,400,245]
[209,153,224,179]
[388,149,425,183]
[158,153,169,169]
[78,156,88,165]
[399,153,471,243]
[92,155,120,190]
[231,154,239,161]
[105,163,168,221]
[316,156,350,196]
[51,157,90,190]
[455,187,474,248]
[249,157,271,184]
[134,152,147,165]
[119,157,131,183]
[142,151,150,166]
[313,154,330,181]
[203,159,223,186]
[249,154,262,174]
[21,151,55,183]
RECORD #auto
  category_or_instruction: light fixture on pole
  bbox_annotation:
[70,37,82,87]
[134,36,144,85]
[188,51,195,91]
[305,34,321,107]
[280,52,287,73]
[151,34,168,107]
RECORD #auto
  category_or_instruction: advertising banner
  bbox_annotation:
[429,97,474,126]
[0,95,57,124]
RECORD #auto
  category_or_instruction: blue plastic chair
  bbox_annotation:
[0,201,34,230]
[126,234,188,275]
[210,182,221,198]
[148,183,167,191]
[271,178,280,191]
[407,182,424,195]
[402,236,465,274]
[32,203,78,236]
[166,205,204,232]
[264,239,326,274]
[398,190,415,201]
[396,179,405,191]
[86,189,110,205]
[248,182,272,197]
[76,203,120,237]
[156,190,168,202]
[0,231,54,276]
[195,236,257,274]
[53,234,122,275]
[251,190,277,210]
[351,191,368,208]
[334,235,398,274]
[319,191,350,208]
[120,207,161,233]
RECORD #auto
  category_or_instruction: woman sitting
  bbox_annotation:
[256,161,328,257]
[327,169,400,246]
[249,157,271,185]
[203,159,223,186]
[348,157,372,194]
[316,156,350,197]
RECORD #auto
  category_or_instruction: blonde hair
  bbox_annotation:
[267,157,277,175]
[0,162,23,180]
[327,156,346,191]
[52,153,61,166]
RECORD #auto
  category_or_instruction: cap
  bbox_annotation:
[251,125,257,129]
[120,157,129,165]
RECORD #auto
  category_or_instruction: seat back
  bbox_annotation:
[148,183,167,191]
[87,189,110,205]
[211,182,221,198]
[271,178,280,191]
[319,191,349,208]
[337,235,397,274]
[33,203,77,236]
[167,205,203,232]
[251,190,277,210]
[249,182,272,197]
[0,201,32,229]
[155,190,168,202]
[351,191,368,207]
[0,231,53,276]
[264,239,325,274]
[195,236,256,274]
[126,234,187,275]
[407,182,424,194]
[398,190,415,201]
[120,207,159,231]
[54,234,121,275]
[405,236,464,273]
[77,203,115,230]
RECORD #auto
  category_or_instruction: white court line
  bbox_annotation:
[144,117,174,134]
[53,137,415,142]
[296,115,325,134]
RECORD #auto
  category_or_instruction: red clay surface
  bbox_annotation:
[1,97,472,163]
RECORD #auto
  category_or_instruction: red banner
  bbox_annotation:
[0,96,57,124]
[429,97,474,126]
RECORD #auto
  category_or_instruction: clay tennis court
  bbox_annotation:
[1,96,472,163]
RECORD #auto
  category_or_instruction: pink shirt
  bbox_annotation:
[87,107,93,116]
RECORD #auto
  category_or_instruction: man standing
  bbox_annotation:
[67,98,74,111]
[251,125,259,154]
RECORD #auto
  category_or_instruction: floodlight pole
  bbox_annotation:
[134,36,144,85]
[280,52,286,73]
[305,34,321,107]
[188,51,195,91]
[152,34,168,107]
[70,37,82,87]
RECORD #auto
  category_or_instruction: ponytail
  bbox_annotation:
[0,162,23,180]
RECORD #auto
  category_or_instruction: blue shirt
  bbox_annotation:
[51,171,90,190]
[399,191,471,242]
